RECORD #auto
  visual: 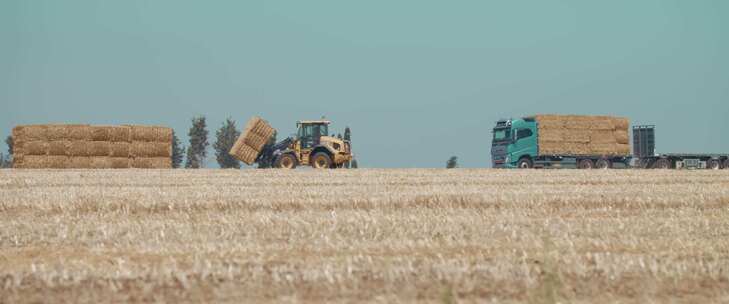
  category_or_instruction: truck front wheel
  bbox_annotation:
[516,158,533,169]
[578,159,594,169]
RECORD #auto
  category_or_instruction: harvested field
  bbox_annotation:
[1,169,728,303]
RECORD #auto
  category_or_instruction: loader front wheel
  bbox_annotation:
[274,154,297,169]
[311,152,333,169]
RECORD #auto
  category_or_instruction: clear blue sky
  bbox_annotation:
[2,1,728,168]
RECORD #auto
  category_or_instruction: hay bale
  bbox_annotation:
[109,142,131,157]
[589,119,615,130]
[110,157,131,168]
[613,117,630,130]
[563,130,591,143]
[46,125,71,141]
[229,117,274,165]
[538,130,564,142]
[231,144,260,165]
[564,120,592,130]
[616,144,631,155]
[91,126,113,141]
[87,141,111,156]
[590,143,619,155]
[68,141,90,157]
[18,155,68,169]
[68,125,93,141]
[19,125,48,141]
[109,126,132,142]
[131,142,171,158]
[89,157,113,169]
[132,157,171,169]
[614,130,629,144]
[130,126,173,142]
[590,130,617,144]
[68,157,92,169]
[23,141,48,156]
[48,141,70,156]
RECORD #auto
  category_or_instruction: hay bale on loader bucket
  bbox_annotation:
[229,116,276,165]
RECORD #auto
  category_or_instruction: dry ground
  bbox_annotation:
[1,169,728,303]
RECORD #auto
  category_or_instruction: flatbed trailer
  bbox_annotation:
[632,125,729,169]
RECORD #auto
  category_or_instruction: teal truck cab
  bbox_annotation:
[491,118,538,168]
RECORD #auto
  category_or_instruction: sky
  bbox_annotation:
[1,0,728,168]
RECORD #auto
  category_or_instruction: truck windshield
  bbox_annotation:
[493,128,511,142]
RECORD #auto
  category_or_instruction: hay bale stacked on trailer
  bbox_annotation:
[535,115,630,156]
[12,124,172,169]
[229,117,276,165]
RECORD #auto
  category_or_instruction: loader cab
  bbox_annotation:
[297,120,330,149]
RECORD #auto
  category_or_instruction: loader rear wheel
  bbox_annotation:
[311,152,332,169]
[578,159,594,169]
[274,154,297,169]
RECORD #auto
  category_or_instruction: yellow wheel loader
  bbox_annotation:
[229,117,352,169]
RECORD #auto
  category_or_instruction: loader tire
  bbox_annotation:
[311,152,332,169]
[274,154,297,169]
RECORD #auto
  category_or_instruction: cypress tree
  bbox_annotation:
[171,131,185,169]
[184,116,209,168]
[214,118,241,169]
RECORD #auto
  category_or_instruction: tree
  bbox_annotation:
[5,135,12,156]
[214,118,241,169]
[350,158,358,169]
[184,116,209,169]
[446,156,458,169]
[257,131,277,169]
[343,127,352,168]
[0,153,9,168]
[171,131,185,169]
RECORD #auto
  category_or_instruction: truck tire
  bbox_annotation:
[595,158,611,169]
[707,159,721,170]
[517,157,533,169]
[578,159,594,169]
[724,159,729,169]
[653,158,671,169]
[274,153,297,169]
[311,152,333,169]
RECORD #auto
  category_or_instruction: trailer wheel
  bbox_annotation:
[653,158,671,169]
[578,159,594,169]
[724,159,729,170]
[274,153,297,169]
[517,157,533,169]
[595,158,611,169]
[707,159,721,170]
[311,152,333,169]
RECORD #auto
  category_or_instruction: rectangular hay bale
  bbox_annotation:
[132,157,171,169]
[87,141,111,157]
[109,142,131,157]
[130,126,173,142]
[23,141,48,156]
[68,157,92,169]
[130,142,171,158]
[17,155,68,169]
[590,130,617,144]
[109,126,132,142]
[48,141,70,156]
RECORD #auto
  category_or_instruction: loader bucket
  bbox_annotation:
[229,116,276,165]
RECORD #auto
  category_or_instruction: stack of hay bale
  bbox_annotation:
[229,116,276,165]
[534,115,630,156]
[12,124,172,169]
